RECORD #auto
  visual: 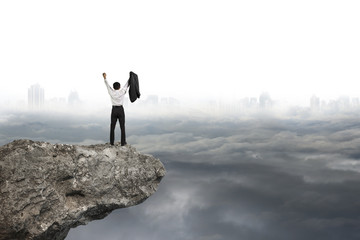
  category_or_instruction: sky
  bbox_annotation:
[1,0,360,106]
[1,110,360,239]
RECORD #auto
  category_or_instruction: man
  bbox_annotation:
[103,72,129,146]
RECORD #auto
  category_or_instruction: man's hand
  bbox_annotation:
[103,72,107,79]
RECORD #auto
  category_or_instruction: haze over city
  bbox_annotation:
[4,82,360,120]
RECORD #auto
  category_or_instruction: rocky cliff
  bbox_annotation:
[0,139,165,240]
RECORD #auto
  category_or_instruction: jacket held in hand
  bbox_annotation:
[128,71,140,103]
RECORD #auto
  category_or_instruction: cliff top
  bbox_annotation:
[0,139,165,240]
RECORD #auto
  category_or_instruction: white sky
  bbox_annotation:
[1,0,360,106]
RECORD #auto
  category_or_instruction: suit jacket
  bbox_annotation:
[128,71,140,103]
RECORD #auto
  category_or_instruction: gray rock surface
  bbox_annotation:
[0,139,165,240]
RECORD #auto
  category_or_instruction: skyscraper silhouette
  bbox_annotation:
[28,84,44,109]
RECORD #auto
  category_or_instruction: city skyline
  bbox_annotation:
[4,77,360,108]
[2,83,359,118]
[9,83,360,109]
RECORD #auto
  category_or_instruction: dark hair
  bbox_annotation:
[113,82,120,90]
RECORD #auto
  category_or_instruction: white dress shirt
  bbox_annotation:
[104,79,129,106]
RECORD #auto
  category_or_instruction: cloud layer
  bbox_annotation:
[1,110,360,239]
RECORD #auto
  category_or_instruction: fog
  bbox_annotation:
[1,107,360,239]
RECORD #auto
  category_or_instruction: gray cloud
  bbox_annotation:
[2,110,360,239]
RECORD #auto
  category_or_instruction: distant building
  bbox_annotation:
[160,97,180,105]
[239,97,250,110]
[68,91,81,105]
[146,95,159,105]
[249,97,258,108]
[259,92,272,108]
[352,97,360,108]
[28,84,44,109]
[338,96,350,110]
[310,95,320,111]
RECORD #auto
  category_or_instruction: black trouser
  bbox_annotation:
[110,106,126,145]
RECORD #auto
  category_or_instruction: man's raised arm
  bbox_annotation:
[103,72,113,94]
[120,79,129,94]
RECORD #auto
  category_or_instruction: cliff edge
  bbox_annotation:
[0,139,165,240]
